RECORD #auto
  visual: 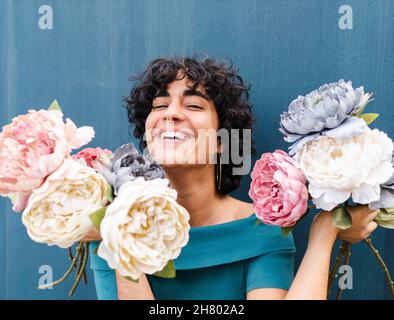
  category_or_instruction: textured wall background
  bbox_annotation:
[0,0,393,299]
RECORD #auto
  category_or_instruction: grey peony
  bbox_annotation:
[93,143,166,195]
[279,79,372,155]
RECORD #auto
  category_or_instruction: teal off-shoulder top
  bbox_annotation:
[89,213,296,300]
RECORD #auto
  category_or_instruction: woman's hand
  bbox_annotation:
[80,227,102,242]
[282,211,338,299]
[338,205,379,243]
[308,210,339,246]
[276,205,379,300]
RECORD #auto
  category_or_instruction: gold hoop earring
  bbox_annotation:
[216,153,222,191]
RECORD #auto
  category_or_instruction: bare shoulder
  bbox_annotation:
[227,197,254,220]
[239,201,255,219]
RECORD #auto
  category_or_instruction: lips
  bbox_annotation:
[153,127,196,142]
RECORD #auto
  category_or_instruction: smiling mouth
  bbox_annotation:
[160,131,191,141]
[162,137,186,141]
[152,128,196,142]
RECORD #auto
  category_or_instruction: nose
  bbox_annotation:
[164,100,186,122]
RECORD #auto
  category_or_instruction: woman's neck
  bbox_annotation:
[163,164,227,227]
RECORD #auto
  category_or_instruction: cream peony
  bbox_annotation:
[98,177,190,281]
[22,158,108,248]
[296,128,394,211]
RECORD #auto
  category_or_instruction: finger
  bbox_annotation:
[366,210,380,223]
[338,234,358,243]
[364,234,372,241]
[366,221,378,234]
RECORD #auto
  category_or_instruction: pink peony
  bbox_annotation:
[0,109,94,212]
[72,147,113,168]
[249,150,309,227]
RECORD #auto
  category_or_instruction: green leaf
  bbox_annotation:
[374,209,394,229]
[48,99,62,112]
[281,226,294,238]
[153,260,176,279]
[90,207,107,231]
[359,113,379,125]
[332,207,352,230]
[105,184,114,203]
[123,276,139,283]
[379,208,389,214]
[254,218,262,227]
[385,207,394,214]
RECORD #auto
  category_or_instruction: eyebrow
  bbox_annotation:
[153,89,210,101]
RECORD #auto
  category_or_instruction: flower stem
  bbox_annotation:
[69,242,89,297]
[68,247,74,264]
[336,241,351,300]
[39,242,84,290]
[328,241,347,296]
[75,242,88,285]
[68,247,79,272]
[364,238,394,299]
[81,244,88,284]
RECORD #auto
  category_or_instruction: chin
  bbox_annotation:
[153,154,195,166]
[148,142,198,165]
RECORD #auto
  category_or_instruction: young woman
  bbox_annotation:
[85,56,378,300]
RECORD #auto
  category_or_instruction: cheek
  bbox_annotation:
[192,110,219,132]
[195,130,219,163]
[145,112,155,130]
[145,113,157,143]
[191,113,220,160]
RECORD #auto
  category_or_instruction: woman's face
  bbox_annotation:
[145,76,220,167]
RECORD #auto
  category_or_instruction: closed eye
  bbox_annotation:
[186,105,203,110]
[152,105,168,110]
[151,104,203,110]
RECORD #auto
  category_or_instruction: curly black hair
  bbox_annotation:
[123,55,256,195]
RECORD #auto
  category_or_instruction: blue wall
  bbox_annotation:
[0,0,393,299]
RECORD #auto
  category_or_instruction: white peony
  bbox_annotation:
[296,128,394,211]
[98,177,190,281]
[22,158,108,248]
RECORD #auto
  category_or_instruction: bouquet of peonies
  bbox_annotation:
[249,80,394,298]
[0,100,108,295]
[0,100,190,296]
[85,143,190,282]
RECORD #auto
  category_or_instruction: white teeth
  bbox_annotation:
[160,131,188,141]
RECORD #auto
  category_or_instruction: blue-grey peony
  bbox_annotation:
[92,143,166,195]
[280,80,372,155]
